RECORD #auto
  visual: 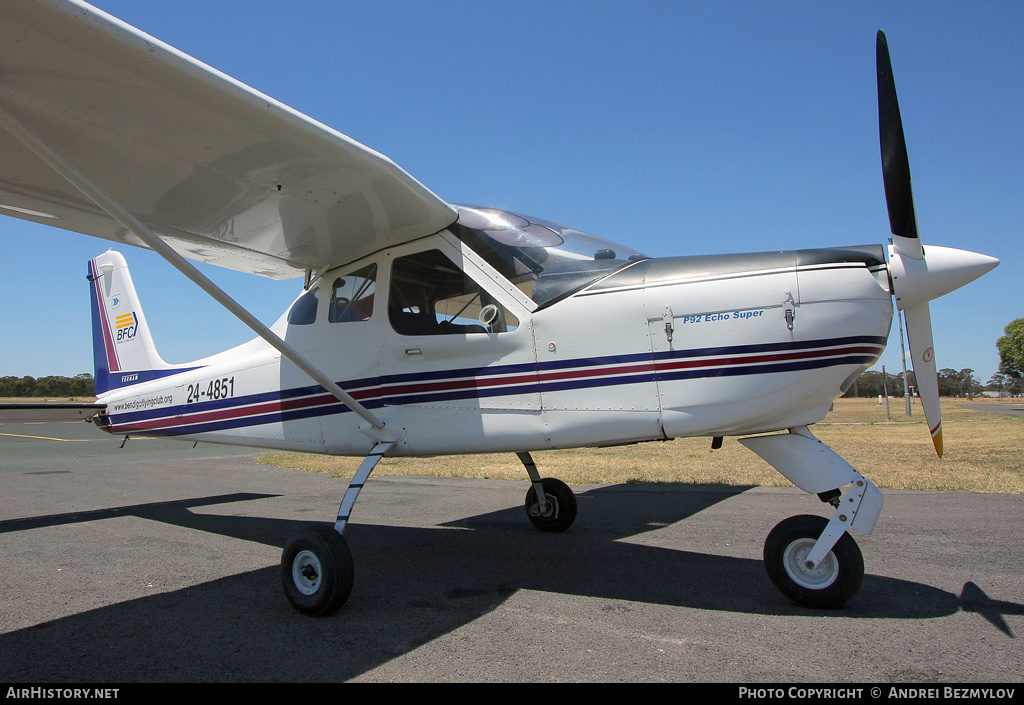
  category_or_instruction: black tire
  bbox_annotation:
[763,514,864,609]
[281,524,354,616]
[524,478,577,532]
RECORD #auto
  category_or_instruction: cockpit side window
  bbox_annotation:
[287,286,319,325]
[388,249,518,336]
[330,263,376,323]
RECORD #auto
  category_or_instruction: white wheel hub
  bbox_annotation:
[782,538,839,590]
[292,549,323,596]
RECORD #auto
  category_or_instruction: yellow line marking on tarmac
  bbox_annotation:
[0,432,96,442]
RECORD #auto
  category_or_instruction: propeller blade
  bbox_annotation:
[879,29,936,454]
[877,30,922,259]
[903,303,942,456]
[878,31,999,457]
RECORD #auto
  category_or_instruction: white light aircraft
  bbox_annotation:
[0,1,999,615]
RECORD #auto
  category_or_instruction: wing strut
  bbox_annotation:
[0,103,388,432]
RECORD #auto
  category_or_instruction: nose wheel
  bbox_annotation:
[763,514,864,609]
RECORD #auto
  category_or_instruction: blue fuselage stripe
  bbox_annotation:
[105,336,884,436]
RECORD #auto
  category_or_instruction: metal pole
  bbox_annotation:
[898,309,912,416]
[882,364,891,421]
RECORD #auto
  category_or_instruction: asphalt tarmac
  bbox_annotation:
[1,419,1022,683]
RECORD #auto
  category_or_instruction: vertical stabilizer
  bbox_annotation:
[88,250,174,394]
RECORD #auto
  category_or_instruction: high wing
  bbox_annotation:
[0,0,457,279]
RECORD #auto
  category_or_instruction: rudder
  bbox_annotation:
[88,250,174,394]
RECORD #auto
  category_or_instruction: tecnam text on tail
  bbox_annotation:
[0,2,998,615]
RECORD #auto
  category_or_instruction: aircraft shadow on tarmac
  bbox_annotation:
[0,484,1019,681]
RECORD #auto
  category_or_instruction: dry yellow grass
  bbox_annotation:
[259,397,1024,493]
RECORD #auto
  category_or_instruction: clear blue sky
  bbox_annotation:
[1,1,1020,384]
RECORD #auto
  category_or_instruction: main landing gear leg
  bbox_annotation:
[517,451,577,532]
[280,441,394,616]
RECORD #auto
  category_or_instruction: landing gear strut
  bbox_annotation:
[280,440,393,616]
[740,426,883,609]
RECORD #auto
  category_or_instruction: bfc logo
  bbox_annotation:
[114,311,138,343]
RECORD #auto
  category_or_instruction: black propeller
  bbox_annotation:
[876,32,997,458]
[877,30,919,244]
[877,29,940,454]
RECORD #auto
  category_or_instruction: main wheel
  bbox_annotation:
[763,514,864,609]
[524,478,577,532]
[281,524,354,616]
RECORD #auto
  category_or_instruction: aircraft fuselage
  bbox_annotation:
[92,228,893,458]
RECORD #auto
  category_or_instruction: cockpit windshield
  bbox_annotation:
[450,205,648,307]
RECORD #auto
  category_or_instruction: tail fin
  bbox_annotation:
[88,250,175,394]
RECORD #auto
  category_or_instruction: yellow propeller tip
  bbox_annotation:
[932,429,943,457]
